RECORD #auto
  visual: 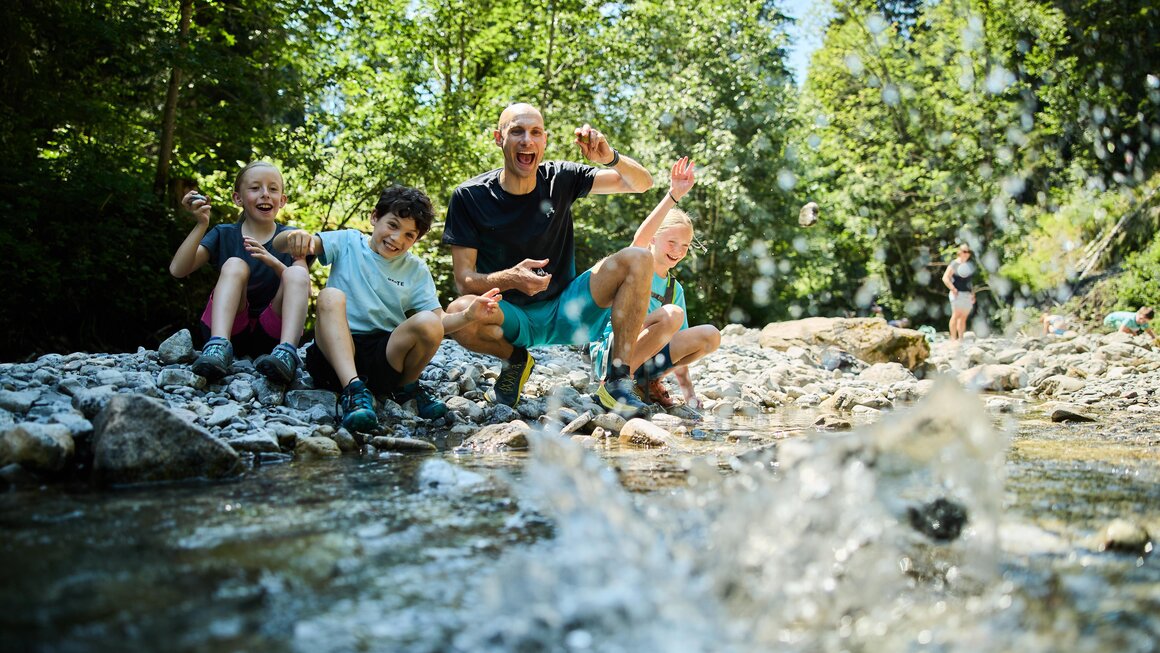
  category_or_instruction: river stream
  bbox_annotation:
[2,381,1157,653]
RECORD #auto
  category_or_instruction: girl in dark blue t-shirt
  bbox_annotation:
[168,161,312,385]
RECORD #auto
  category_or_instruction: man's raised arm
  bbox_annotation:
[574,123,653,195]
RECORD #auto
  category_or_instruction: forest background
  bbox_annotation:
[0,0,1157,361]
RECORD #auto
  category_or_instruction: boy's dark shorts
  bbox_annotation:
[305,331,402,395]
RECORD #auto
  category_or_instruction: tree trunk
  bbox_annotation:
[153,0,193,201]
[542,0,555,109]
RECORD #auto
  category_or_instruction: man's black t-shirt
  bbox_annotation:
[442,161,597,306]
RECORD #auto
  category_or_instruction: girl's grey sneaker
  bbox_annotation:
[256,343,300,386]
[391,381,448,420]
[192,337,234,381]
[338,379,378,433]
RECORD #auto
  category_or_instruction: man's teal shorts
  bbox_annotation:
[500,270,611,349]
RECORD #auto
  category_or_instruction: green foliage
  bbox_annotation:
[0,150,198,358]
[1116,235,1160,309]
[999,181,1131,295]
[1032,0,1160,188]
[2,0,1159,358]
[795,0,1160,327]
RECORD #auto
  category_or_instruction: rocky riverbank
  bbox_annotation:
[1,317,1158,487]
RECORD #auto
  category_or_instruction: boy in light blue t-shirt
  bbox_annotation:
[1104,306,1155,337]
[275,186,499,433]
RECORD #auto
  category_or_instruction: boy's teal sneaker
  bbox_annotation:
[255,342,300,386]
[595,376,649,419]
[337,379,378,433]
[391,381,448,420]
[192,337,234,381]
[485,351,535,407]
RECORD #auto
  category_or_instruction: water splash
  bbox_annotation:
[451,380,1040,653]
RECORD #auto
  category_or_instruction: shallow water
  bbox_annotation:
[2,382,1157,653]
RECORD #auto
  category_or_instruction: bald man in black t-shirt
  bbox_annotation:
[443,103,654,415]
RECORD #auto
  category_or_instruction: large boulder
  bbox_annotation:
[91,394,241,485]
[759,317,930,370]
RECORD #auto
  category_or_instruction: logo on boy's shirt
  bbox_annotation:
[386,277,404,288]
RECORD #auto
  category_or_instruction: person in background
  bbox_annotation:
[1041,312,1069,335]
[941,244,975,341]
[1103,306,1155,338]
[169,161,312,385]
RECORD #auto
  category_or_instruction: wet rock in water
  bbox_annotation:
[294,436,341,459]
[985,396,1019,413]
[726,429,758,443]
[570,434,601,448]
[0,422,75,473]
[255,452,292,466]
[1050,407,1096,423]
[618,418,671,447]
[907,497,968,542]
[798,201,819,227]
[814,414,852,430]
[368,436,437,453]
[818,387,860,413]
[330,428,360,453]
[1098,519,1152,554]
[650,413,684,430]
[461,421,530,452]
[92,394,241,484]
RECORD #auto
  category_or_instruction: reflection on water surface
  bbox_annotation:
[2,382,1157,652]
